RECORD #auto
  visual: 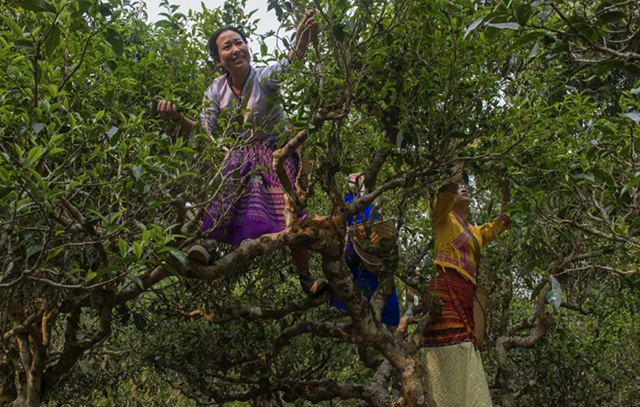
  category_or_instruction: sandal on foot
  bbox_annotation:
[187,241,218,265]
[299,272,329,296]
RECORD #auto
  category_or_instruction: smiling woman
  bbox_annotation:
[210,27,250,78]
[156,11,326,297]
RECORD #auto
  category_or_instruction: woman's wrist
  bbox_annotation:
[172,113,184,123]
[289,43,306,61]
[438,182,459,195]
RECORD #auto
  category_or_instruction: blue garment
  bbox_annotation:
[345,193,378,226]
[329,194,400,327]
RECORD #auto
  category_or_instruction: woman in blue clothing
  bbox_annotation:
[330,174,401,327]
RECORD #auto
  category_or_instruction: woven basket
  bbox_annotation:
[347,219,397,272]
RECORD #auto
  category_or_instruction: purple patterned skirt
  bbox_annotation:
[201,141,303,245]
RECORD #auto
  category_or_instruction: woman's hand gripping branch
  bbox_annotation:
[289,10,319,61]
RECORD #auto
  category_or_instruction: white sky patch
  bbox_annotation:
[144,0,284,52]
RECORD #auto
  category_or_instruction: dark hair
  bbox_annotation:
[208,26,248,62]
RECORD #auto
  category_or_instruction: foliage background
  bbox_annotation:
[1,0,639,406]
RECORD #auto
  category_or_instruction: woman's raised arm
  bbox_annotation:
[478,178,512,245]
[288,10,319,61]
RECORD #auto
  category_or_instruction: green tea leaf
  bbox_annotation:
[506,31,544,52]
[118,239,128,257]
[514,4,532,26]
[170,250,187,266]
[161,262,181,277]
[126,274,145,290]
[0,187,14,200]
[18,0,56,13]
[104,28,124,56]
[1,15,24,37]
[26,146,44,166]
[132,241,143,259]
[27,242,42,258]
[44,25,61,55]
[621,175,640,197]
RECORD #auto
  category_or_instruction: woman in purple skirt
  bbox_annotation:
[157,11,327,296]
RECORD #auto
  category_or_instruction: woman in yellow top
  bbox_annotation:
[423,176,511,407]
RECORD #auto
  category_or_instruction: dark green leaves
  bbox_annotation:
[267,0,283,20]
[0,187,14,200]
[16,39,35,49]
[132,312,147,330]
[154,19,181,30]
[1,15,24,37]
[598,11,626,25]
[593,59,640,76]
[27,242,42,258]
[127,274,145,290]
[591,168,615,185]
[170,250,187,266]
[18,0,56,13]
[1,2,638,405]
[104,27,124,57]
[620,176,640,197]
[332,23,346,42]
[44,25,61,55]
[464,10,520,40]
[514,3,532,26]
[505,31,544,52]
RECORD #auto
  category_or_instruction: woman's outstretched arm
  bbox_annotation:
[433,183,458,226]
[433,163,464,225]
[478,179,512,245]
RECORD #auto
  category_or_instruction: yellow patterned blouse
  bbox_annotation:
[433,190,511,285]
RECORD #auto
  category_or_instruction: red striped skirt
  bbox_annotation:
[423,266,476,347]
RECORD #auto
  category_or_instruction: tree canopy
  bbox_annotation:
[1,0,639,406]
